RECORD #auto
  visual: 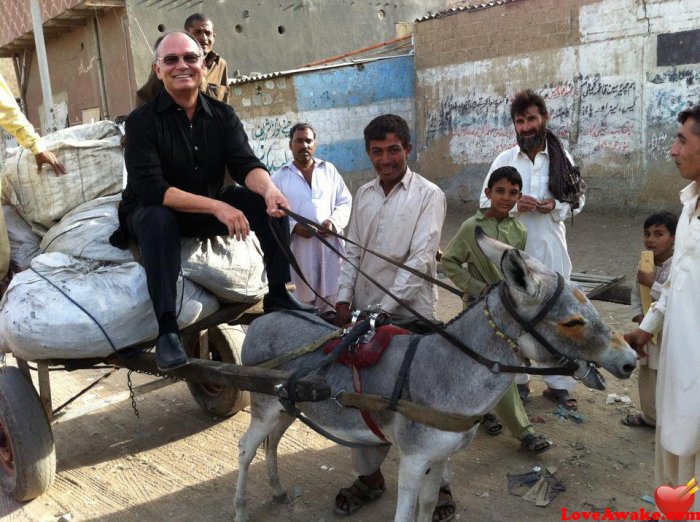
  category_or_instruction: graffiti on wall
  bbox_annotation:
[244,116,293,171]
[647,69,700,125]
[423,73,642,164]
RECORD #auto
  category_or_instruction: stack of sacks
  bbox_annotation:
[0,120,123,236]
[40,195,268,303]
[0,121,268,361]
[0,253,219,359]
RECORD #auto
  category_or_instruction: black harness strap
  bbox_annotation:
[499,273,578,373]
[388,336,421,411]
[277,319,391,448]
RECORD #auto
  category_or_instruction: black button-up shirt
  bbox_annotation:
[120,89,266,217]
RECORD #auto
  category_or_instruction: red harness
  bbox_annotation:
[323,325,410,441]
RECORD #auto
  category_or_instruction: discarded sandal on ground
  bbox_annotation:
[481,413,503,436]
[432,485,456,522]
[517,383,530,402]
[334,477,386,515]
[542,387,577,411]
[520,433,552,454]
[621,413,655,428]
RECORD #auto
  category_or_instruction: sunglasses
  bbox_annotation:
[158,53,202,66]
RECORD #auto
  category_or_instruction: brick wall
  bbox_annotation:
[415,0,599,70]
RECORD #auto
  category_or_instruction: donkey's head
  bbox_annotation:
[476,229,636,390]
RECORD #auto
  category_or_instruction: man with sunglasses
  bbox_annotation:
[136,13,230,105]
[111,31,314,372]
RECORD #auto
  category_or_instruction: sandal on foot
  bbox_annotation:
[517,383,530,402]
[481,413,503,436]
[622,413,655,428]
[334,478,386,516]
[542,387,577,411]
[520,433,552,454]
[432,485,456,522]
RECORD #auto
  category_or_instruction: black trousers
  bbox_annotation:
[126,185,291,328]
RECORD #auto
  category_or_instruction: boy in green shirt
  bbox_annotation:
[441,166,551,453]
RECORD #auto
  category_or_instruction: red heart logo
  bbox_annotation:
[654,485,694,517]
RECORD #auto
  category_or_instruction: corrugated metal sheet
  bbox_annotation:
[415,0,524,23]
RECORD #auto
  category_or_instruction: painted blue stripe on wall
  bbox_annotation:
[294,55,415,111]
[316,140,372,173]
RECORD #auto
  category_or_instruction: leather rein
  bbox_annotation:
[275,208,581,377]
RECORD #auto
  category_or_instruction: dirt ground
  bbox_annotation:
[1,205,659,522]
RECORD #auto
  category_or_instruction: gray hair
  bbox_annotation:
[152,30,203,63]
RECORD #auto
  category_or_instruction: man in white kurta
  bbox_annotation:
[332,115,450,520]
[272,123,351,312]
[625,106,700,511]
[480,90,584,408]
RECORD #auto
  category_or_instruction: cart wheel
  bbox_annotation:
[185,324,250,418]
[0,366,56,501]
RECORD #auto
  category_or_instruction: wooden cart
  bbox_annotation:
[0,300,330,502]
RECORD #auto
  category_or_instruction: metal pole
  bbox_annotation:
[29,0,55,133]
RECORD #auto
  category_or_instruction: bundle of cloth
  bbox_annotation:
[0,121,267,360]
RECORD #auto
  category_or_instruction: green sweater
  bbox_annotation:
[441,209,527,303]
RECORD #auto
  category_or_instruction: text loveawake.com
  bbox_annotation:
[561,508,700,520]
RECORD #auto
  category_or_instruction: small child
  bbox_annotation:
[623,210,677,428]
[441,166,551,453]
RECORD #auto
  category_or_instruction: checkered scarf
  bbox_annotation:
[546,129,586,210]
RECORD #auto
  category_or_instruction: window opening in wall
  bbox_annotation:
[235,24,243,33]
[278,26,286,35]
[657,29,700,67]
[157,24,166,32]
[242,10,250,18]
[378,9,386,20]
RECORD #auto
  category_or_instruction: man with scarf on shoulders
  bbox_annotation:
[479,89,586,412]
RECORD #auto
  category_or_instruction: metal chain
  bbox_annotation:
[124,357,185,419]
[127,370,140,419]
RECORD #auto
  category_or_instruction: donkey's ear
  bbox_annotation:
[500,248,539,297]
[475,227,540,296]
[475,226,511,262]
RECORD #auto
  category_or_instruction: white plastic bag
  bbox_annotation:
[0,121,124,235]
[3,205,41,270]
[181,235,267,303]
[0,252,219,359]
[40,195,132,263]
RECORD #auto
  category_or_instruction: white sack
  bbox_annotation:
[1,121,123,236]
[181,234,267,303]
[40,195,132,263]
[0,252,219,360]
[3,205,41,270]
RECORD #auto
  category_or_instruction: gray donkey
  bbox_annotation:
[234,232,637,522]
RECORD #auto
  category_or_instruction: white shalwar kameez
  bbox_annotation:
[272,158,351,311]
[640,181,700,511]
[481,143,585,391]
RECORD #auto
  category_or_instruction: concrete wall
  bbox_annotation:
[413,0,700,213]
[232,56,415,191]
[21,9,134,131]
[125,0,446,87]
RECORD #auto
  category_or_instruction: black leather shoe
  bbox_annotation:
[155,332,189,372]
[263,291,318,314]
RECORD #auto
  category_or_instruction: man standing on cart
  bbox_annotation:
[111,31,314,372]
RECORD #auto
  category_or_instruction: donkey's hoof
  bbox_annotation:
[273,492,291,504]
